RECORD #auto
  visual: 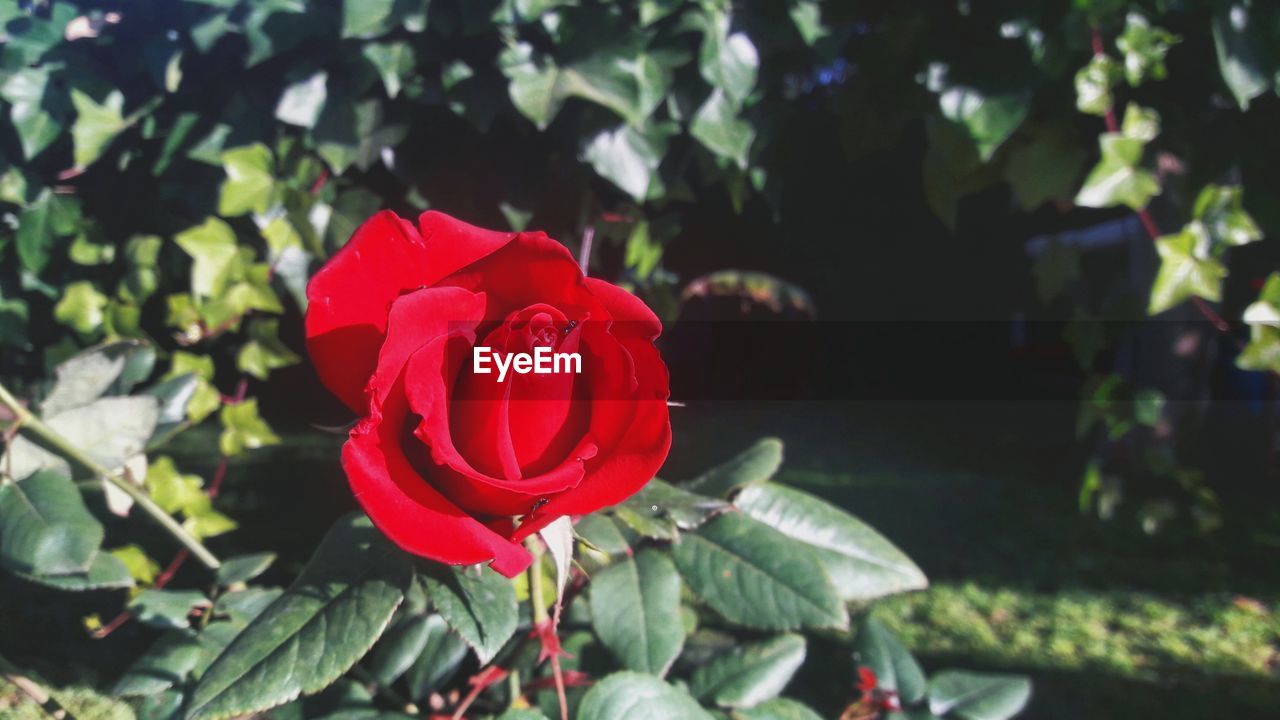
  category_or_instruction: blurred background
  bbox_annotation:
[1,0,1279,717]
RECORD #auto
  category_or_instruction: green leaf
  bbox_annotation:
[1,67,64,160]
[275,71,328,128]
[366,612,433,686]
[673,512,847,631]
[130,589,210,630]
[16,191,58,274]
[110,544,160,585]
[1116,13,1177,86]
[699,12,759,107]
[691,89,754,168]
[54,281,109,335]
[42,340,154,416]
[935,81,1029,162]
[115,630,204,697]
[624,221,662,279]
[853,616,926,705]
[788,1,828,46]
[1074,134,1159,210]
[1003,130,1087,211]
[1192,184,1262,247]
[219,144,275,217]
[734,697,824,720]
[497,710,551,720]
[575,514,631,556]
[0,470,103,576]
[1212,3,1273,110]
[1148,224,1226,315]
[734,484,927,601]
[1030,240,1081,303]
[219,399,282,457]
[499,42,564,130]
[314,98,407,175]
[5,397,159,482]
[176,218,240,299]
[16,550,134,591]
[70,89,129,169]
[186,513,412,720]
[403,615,469,700]
[421,564,518,664]
[614,479,727,540]
[342,0,396,39]
[578,672,715,720]
[237,318,301,380]
[364,41,415,98]
[1074,54,1119,116]
[927,671,1032,720]
[1239,324,1280,375]
[590,548,684,676]
[1120,103,1160,142]
[583,124,669,202]
[691,634,805,708]
[686,438,784,498]
[216,552,276,586]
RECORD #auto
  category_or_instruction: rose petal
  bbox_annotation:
[305,211,430,412]
[583,277,662,338]
[418,210,519,288]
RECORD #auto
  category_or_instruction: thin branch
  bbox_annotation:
[0,382,220,570]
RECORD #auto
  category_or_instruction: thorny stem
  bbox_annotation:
[0,382,221,570]
[525,536,569,720]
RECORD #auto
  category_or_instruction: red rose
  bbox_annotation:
[305,211,671,577]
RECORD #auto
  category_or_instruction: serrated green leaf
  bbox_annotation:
[927,671,1032,720]
[578,672,715,720]
[216,552,276,586]
[0,470,103,576]
[1074,134,1159,210]
[614,478,726,540]
[15,550,134,591]
[734,697,824,720]
[575,514,631,555]
[218,144,275,216]
[590,549,684,676]
[186,513,411,720]
[403,614,469,700]
[70,89,129,169]
[219,399,281,457]
[691,633,805,708]
[421,564,518,664]
[673,512,847,631]
[130,589,210,630]
[686,438,784,497]
[1148,224,1226,315]
[734,483,926,601]
[853,616,926,705]
[366,612,433,686]
[115,630,204,697]
[691,89,754,168]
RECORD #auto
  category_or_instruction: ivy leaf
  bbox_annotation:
[1120,103,1160,142]
[186,513,412,720]
[1074,134,1159,210]
[1116,13,1177,86]
[53,281,109,335]
[16,190,59,274]
[110,544,160,586]
[176,218,240,299]
[5,397,159,482]
[788,1,828,47]
[421,564,518,664]
[927,671,1032,720]
[578,672,715,720]
[70,89,129,169]
[363,41,415,98]
[1074,54,1120,116]
[686,438,784,498]
[1003,129,1087,211]
[1,67,64,160]
[42,340,155,416]
[853,616,927,705]
[583,124,669,202]
[1238,273,1280,374]
[275,71,328,128]
[699,11,759,108]
[219,399,282,457]
[1148,224,1226,315]
[0,469,104,576]
[1212,3,1272,110]
[218,144,275,217]
[237,318,301,380]
[342,0,396,39]
[1030,240,1081,303]
[1192,184,1262,246]
[589,549,685,676]
[935,81,1029,162]
[690,633,806,708]
[734,483,927,601]
[500,42,564,130]
[691,89,754,168]
[673,512,847,630]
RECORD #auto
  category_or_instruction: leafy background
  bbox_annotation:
[1,0,1279,718]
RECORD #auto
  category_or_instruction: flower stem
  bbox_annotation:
[0,381,221,570]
